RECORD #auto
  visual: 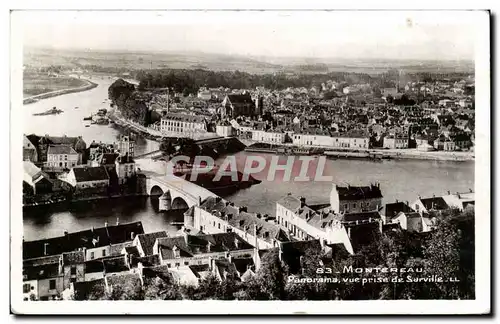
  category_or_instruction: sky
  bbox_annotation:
[17,11,480,61]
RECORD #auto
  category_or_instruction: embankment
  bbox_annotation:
[23,79,98,104]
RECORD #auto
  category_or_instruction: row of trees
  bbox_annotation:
[82,209,474,300]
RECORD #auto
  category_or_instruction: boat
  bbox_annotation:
[74,106,79,109]
[85,125,90,127]
[32,107,63,116]
[94,118,109,125]
[83,115,93,121]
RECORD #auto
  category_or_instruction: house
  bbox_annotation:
[45,145,80,170]
[152,232,255,268]
[23,256,64,300]
[132,231,169,257]
[215,123,236,137]
[30,135,87,164]
[220,94,257,118]
[392,212,436,233]
[330,183,383,214]
[383,133,409,149]
[117,135,135,157]
[441,190,475,211]
[23,161,53,195]
[160,113,207,134]
[251,129,286,144]
[23,135,38,162]
[115,154,136,185]
[23,221,145,260]
[65,166,110,190]
[384,200,414,223]
[411,196,451,214]
[190,197,291,250]
[61,251,85,289]
[434,134,456,151]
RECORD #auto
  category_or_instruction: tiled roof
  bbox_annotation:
[136,231,169,256]
[47,145,77,155]
[23,255,60,268]
[23,263,61,281]
[62,251,85,265]
[419,197,450,211]
[336,184,383,201]
[23,221,145,259]
[227,94,254,105]
[162,112,206,124]
[72,166,109,182]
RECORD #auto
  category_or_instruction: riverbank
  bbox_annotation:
[23,78,98,105]
[244,141,474,162]
[22,192,147,208]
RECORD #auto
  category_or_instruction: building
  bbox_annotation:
[292,130,370,149]
[160,113,207,134]
[383,133,409,149]
[117,135,135,157]
[434,134,456,151]
[45,145,79,170]
[251,130,286,144]
[23,161,53,195]
[23,256,64,301]
[220,94,257,118]
[276,193,383,255]
[23,221,145,260]
[188,197,291,250]
[65,166,110,190]
[23,135,38,162]
[114,155,136,185]
[391,212,436,233]
[197,89,212,100]
[152,232,255,268]
[330,183,383,214]
[30,135,87,164]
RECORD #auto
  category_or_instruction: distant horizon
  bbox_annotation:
[24,45,475,66]
[17,11,480,62]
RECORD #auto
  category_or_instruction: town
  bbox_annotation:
[21,60,476,301]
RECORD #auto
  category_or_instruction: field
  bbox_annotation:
[23,72,89,98]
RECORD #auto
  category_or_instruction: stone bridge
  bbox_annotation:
[144,172,215,211]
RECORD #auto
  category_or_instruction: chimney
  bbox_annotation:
[64,230,68,236]
[207,241,212,253]
[347,227,351,239]
[447,190,451,195]
[395,199,398,203]
[209,257,215,271]
[104,221,108,227]
[238,206,247,213]
[234,237,239,249]
[299,196,306,208]
[116,218,120,226]
[379,219,383,233]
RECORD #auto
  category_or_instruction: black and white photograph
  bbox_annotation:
[9,8,490,315]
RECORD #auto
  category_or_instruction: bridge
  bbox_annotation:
[143,171,215,211]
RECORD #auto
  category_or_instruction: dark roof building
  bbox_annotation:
[71,166,109,183]
[335,184,383,201]
[23,221,145,259]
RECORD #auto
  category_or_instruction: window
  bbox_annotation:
[167,263,171,268]
[70,266,76,275]
[175,263,180,267]
[353,203,356,209]
[49,279,56,290]
[23,283,30,293]
[184,261,189,265]
[90,252,95,260]
[65,155,68,160]
[344,204,348,210]
[218,223,221,229]
[102,249,106,257]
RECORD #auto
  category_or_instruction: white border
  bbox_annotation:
[9,8,490,315]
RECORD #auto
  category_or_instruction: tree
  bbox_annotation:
[255,250,287,300]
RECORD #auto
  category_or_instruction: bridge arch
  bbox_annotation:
[150,185,164,196]
[171,197,189,210]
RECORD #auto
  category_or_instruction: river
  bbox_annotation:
[22,77,475,241]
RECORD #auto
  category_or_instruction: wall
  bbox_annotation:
[37,276,64,300]
[63,264,85,289]
[193,207,275,249]
[22,280,38,301]
[86,246,111,261]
